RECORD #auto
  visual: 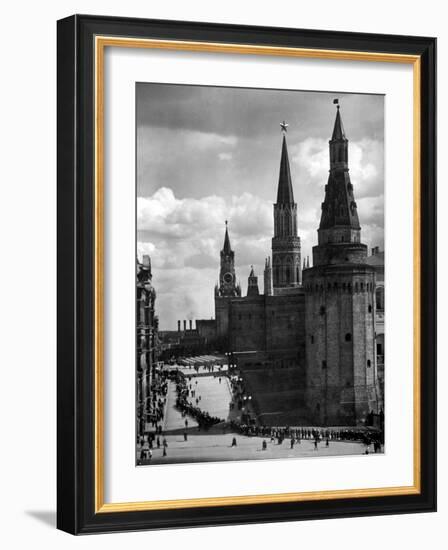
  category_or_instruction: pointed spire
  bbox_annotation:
[276,133,295,204]
[222,220,232,253]
[318,100,360,234]
[306,256,310,268]
[331,101,346,141]
[249,265,255,277]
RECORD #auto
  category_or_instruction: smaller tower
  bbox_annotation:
[247,266,259,296]
[264,257,273,296]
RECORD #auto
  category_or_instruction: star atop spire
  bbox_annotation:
[331,100,346,141]
[280,120,289,134]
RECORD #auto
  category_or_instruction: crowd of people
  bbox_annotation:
[229,422,383,452]
[171,371,223,430]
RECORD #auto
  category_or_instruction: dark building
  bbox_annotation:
[136,255,159,438]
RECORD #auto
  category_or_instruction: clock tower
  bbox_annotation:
[216,221,241,297]
[215,221,241,344]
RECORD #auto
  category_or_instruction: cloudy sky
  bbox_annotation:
[136,83,384,330]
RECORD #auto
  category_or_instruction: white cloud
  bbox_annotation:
[218,152,233,161]
[137,188,274,328]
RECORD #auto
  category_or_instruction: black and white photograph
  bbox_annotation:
[136,83,385,465]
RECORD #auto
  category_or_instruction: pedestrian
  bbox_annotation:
[262,440,267,451]
[185,419,188,428]
[156,436,160,449]
[163,447,167,457]
[163,437,168,448]
[326,438,329,447]
[231,437,237,447]
[183,432,188,441]
[314,439,318,450]
[290,438,295,449]
[148,449,152,461]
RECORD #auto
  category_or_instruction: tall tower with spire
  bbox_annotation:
[303,100,378,426]
[272,122,302,294]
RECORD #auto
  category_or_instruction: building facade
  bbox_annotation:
[136,255,159,438]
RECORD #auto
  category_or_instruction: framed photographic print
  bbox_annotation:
[57,14,436,534]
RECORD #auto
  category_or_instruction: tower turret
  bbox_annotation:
[315,100,362,264]
[271,122,302,293]
[264,257,273,296]
[247,265,259,296]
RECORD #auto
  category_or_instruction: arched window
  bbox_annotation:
[375,287,385,311]
[345,333,352,342]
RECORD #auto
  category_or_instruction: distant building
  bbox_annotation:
[136,255,159,437]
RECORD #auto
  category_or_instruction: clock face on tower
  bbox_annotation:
[223,272,233,284]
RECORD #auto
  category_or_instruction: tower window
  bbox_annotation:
[322,360,327,369]
[376,287,385,310]
[368,305,372,313]
[367,360,371,367]
[319,306,326,315]
[345,333,352,342]
[310,335,314,344]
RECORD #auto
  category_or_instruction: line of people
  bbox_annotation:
[171,371,223,430]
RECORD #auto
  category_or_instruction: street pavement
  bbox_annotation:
[141,373,371,465]
[144,432,368,464]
